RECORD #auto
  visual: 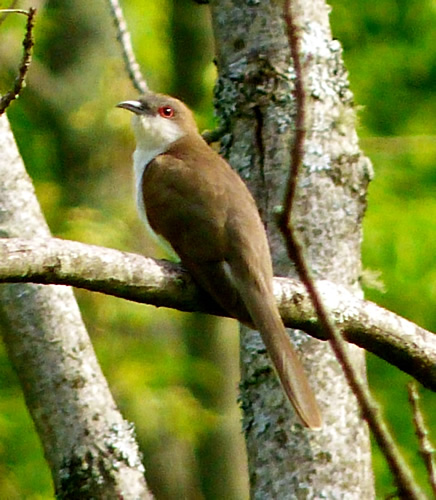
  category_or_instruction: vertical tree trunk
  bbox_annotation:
[0,114,151,498]
[210,0,374,497]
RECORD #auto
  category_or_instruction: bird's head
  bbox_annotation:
[117,92,198,153]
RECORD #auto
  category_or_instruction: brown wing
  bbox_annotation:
[141,136,266,263]
[141,145,255,322]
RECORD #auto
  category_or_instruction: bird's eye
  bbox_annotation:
[158,106,174,118]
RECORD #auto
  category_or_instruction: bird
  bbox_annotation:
[117,92,322,429]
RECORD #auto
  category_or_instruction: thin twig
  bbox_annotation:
[0,1,20,26]
[408,383,436,497]
[106,0,148,94]
[0,7,36,116]
[0,8,27,16]
[279,1,424,499]
[280,6,305,219]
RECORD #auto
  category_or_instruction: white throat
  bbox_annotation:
[131,112,185,181]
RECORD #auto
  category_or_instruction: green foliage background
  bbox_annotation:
[0,0,434,498]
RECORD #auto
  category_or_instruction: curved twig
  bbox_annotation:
[0,8,36,115]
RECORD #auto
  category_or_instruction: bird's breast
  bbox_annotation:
[133,149,178,256]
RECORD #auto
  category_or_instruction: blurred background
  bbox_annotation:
[0,0,435,498]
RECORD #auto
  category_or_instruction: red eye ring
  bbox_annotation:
[158,106,174,118]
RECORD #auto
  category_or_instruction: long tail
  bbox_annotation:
[237,280,322,429]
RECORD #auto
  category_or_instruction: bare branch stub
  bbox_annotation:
[201,123,227,144]
[0,7,36,115]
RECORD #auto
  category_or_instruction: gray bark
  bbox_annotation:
[0,237,435,391]
[210,0,374,497]
[0,114,151,498]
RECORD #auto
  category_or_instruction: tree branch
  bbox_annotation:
[0,236,434,391]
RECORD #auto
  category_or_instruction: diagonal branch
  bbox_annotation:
[0,236,435,391]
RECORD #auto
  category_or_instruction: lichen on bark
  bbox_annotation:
[210,0,375,497]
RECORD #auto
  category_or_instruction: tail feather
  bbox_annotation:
[238,280,322,429]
